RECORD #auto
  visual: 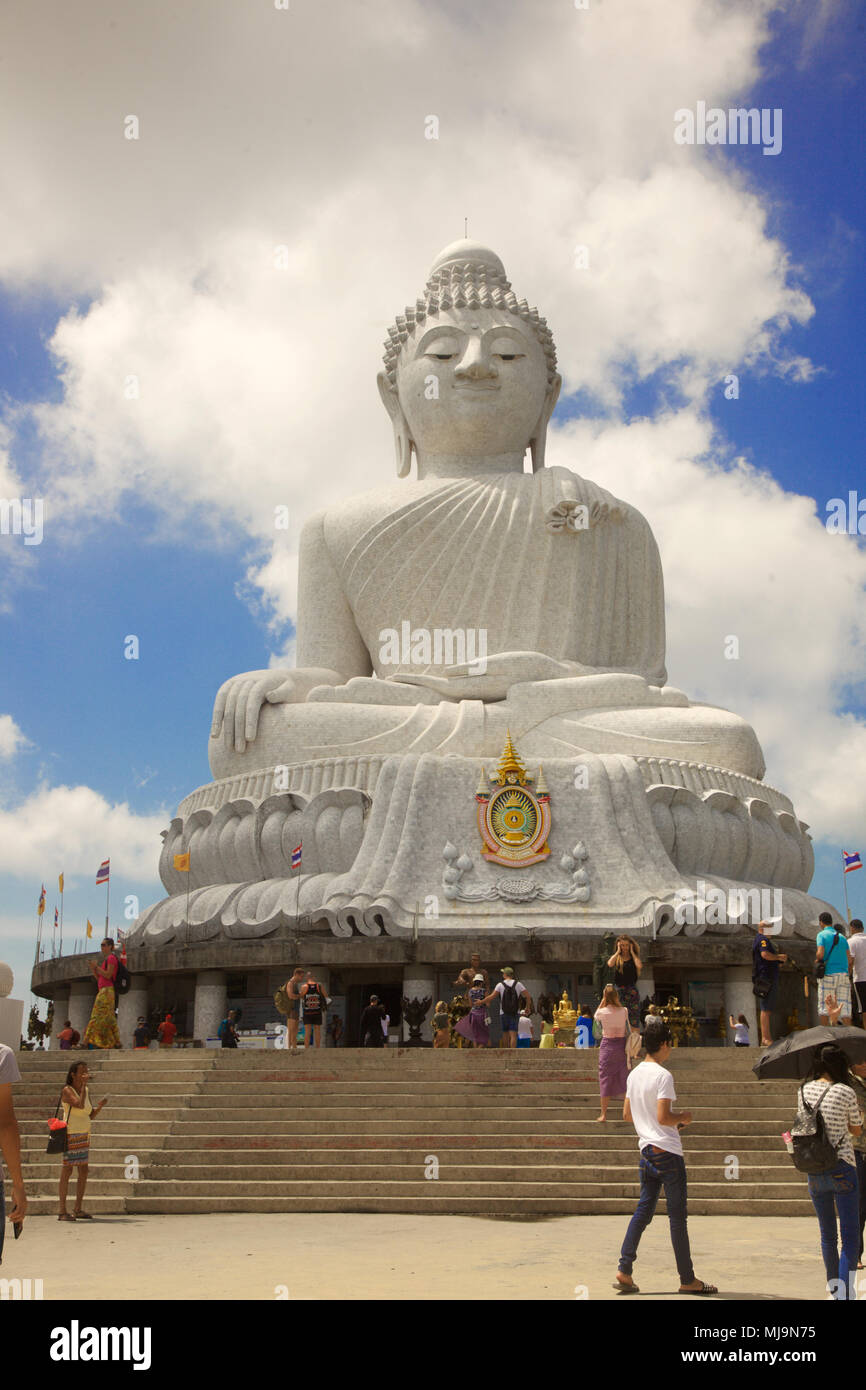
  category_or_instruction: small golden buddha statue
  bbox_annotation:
[553,989,577,1047]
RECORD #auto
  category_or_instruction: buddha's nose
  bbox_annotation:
[455,339,497,380]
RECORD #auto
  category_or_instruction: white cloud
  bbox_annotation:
[0,715,29,760]
[0,783,166,882]
[550,410,866,838]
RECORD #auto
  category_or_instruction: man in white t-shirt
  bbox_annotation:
[479,968,527,1049]
[0,1041,27,1263]
[848,920,866,1020]
[614,1021,717,1296]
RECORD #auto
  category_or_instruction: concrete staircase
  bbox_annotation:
[14,1047,812,1216]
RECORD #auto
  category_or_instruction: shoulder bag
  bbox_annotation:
[46,1089,68,1155]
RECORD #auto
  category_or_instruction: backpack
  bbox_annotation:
[790,1083,842,1174]
[500,981,520,1016]
[114,960,131,995]
[273,986,290,1015]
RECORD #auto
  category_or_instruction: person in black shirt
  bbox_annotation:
[752,921,787,1046]
[360,996,386,1047]
[607,936,643,1028]
[132,1017,150,1050]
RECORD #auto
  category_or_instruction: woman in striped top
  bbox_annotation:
[797,1044,862,1300]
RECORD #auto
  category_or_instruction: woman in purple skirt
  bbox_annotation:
[594,985,630,1122]
[455,974,490,1048]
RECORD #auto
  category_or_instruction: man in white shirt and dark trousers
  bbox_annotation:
[848,919,866,1022]
[614,1020,717,1296]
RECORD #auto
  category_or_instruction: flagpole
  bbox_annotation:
[843,865,852,924]
[59,874,64,956]
[186,848,192,929]
[105,872,110,936]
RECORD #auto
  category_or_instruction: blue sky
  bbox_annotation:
[1,0,864,1013]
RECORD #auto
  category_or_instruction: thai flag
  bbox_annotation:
[54,908,58,928]
[843,850,862,874]
[291,843,302,870]
[96,859,110,885]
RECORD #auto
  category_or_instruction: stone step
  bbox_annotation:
[23,1197,127,1215]
[24,1176,805,1199]
[21,1152,800,1178]
[136,1161,803,1183]
[20,1193,813,1216]
[17,1079,790,1098]
[155,1133,788,1152]
[119,1194,815,1216]
[166,1117,792,1134]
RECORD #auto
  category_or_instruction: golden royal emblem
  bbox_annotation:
[476,732,551,867]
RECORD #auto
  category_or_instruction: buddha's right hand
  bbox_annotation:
[211,668,343,753]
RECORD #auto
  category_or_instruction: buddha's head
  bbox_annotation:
[378,241,561,477]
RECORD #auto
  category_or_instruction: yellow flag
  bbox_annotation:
[86,919,93,939]
[59,872,64,894]
[173,852,191,872]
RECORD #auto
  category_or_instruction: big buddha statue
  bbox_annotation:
[132,240,833,949]
[208,241,761,780]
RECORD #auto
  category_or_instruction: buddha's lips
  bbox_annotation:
[452,382,499,392]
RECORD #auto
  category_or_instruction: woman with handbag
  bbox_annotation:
[57,1062,108,1222]
[796,1044,862,1299]
[82,937,121,1049]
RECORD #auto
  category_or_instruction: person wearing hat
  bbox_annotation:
[479,968,527,1049]
[455,974,491,1048]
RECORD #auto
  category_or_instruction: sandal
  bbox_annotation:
[58,1212,76,1222]
[612,1280,639,1294]
[73,1211,93,1220]
[678,1281,718,1296]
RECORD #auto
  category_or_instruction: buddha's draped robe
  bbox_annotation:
[315,466,667,686]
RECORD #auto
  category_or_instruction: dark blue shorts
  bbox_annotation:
[755,975,780,1010]
[501,1015,518,1033]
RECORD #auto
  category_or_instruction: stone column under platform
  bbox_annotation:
[118,976,149,1050]
[51,986,71,1037]
[193,970,227,1044]
[68,980,95,1038]
[724,965,757,1046]
[401,965,435,1043]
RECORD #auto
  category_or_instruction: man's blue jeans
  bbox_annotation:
[619,1145,695,1285]
[807,1160,860,1299]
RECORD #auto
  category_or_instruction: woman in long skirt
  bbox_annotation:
[594,984,630,1122]
[83,937,121,1049]
[607,936,643,1027]
[455,976,490,1048]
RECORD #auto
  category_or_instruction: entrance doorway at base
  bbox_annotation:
[345,984,403,1047]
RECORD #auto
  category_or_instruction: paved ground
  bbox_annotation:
[2,1213,835,1300]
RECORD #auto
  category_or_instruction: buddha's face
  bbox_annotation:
[395,308,550,456]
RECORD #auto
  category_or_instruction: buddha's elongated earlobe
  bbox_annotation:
[530,373,562,473]
[377,370,414,478]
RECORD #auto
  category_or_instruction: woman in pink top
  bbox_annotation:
[594,984,630,1122]
[82,937,121,1049]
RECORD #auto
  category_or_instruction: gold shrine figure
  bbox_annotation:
[552,989,577,1047]
[476,731,551,867]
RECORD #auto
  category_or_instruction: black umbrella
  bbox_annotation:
[753,1026,866,1081]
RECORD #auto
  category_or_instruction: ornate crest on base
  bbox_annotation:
[476,731,551,867]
